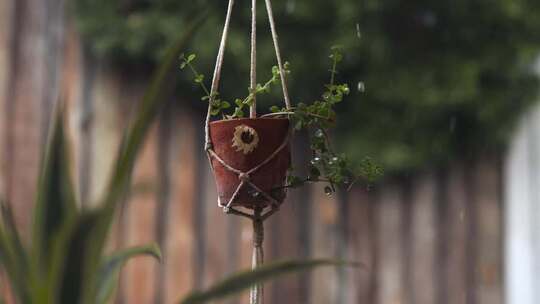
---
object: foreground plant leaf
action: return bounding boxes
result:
[179,259,361,304]
[32,107,77,268]
[0,201,30,303]
[96,244,162,304]
[79,13,207,304]
[48,211,102,304]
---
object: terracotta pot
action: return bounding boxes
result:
[209,118,291,209]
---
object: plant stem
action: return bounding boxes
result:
[186,63,212,98]
[329,55,338,87]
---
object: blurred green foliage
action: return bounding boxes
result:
[72,0,540,172]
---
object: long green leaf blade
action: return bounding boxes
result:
[80,13,207,304]
[179,259,361,304]
[0,201,30,303]
[96,244,162,304]
[47,211,101,304]
[32,107,77,268]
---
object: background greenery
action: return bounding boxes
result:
[72,0,540,172]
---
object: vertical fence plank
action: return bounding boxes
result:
[202,163,229,298]
[410,173,437,304]
[0,0,14,300]
[60,26,94,205]
[154,108,172,304]
[265,193,303,303]
[350,187,378,304]
[123,125,159,304]
[61,24,86,204]
[264,140,311,304]
[86,66,124,206]
[112,78,144,304]
[163,111,196,303]
[192,124,207,291]
[474,156,503,304]
[0,0,11,194]
[336,191,349,304]
[296,185,313,303]
[3,0,48,236]
[376,183,405,304]
[311,184,339,304]
[446,163,469,304]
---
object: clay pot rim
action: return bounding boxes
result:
[209,117,289,127]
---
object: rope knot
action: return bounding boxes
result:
[239,173,251,182]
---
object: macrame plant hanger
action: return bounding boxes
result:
[203,0,292,303]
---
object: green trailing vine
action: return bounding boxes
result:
[180,47,383,194]
[180,53,289,119]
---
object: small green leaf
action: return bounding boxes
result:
[211,108,221,116]
[179,259,360,304]
[187,54,196,63]
[234,108,245,118]
[194,74,204,83]
[220,101,231,109]
[270,106,280,113]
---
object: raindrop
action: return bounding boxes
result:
[356,23,362,40]
[311,157,321,165]
[358,82,366,93]
[315,129,325,138]
[252,191,261,198]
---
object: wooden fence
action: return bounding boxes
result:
[0,2,504,303]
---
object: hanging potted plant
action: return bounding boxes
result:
[180,47,381,215]
[179,10,384,216]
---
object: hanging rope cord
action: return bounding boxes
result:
[204,0,292,149]
[203,1,292,303]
